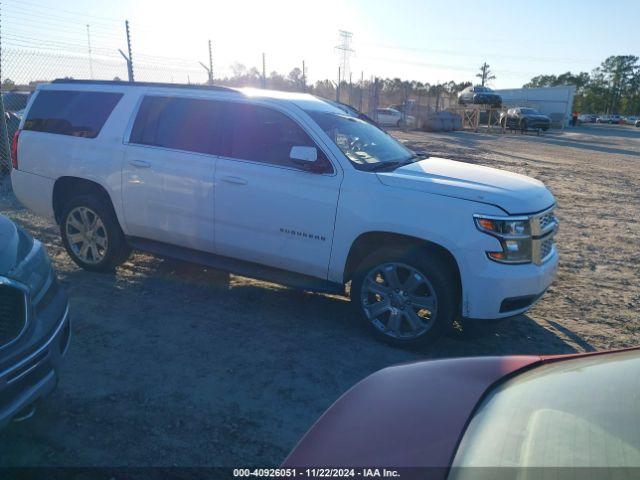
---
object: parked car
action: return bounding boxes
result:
[636,119,640,128]
[623,115,638,125]
[322,99,378,126]
[283,348,640,477]
[0,214,70,428]
[1,91,31,113]
[577,113,597,124]
[500,107,552,131]
[373,107,414,127]
[12,80,558,347]
[597,114,622,124]
[458,85,502,107]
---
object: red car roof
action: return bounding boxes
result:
[284,347,640,478]
[283,355,540,472]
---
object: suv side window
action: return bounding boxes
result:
[226,102,332,172]
[130,95,225,155]
[23,90,122,138]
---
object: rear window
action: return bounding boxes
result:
[24,90,122,138]
[129,96,225,155]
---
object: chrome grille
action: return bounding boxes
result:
[539,212,555,230]
[531,207,557,236]
[0,282,27,348]
[540,236,554,260]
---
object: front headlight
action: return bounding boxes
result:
[474,215,532,264]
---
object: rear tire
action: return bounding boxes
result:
[351,247,458,348]
[60,194,131,272]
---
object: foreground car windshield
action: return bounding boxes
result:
[307,111,415,169]
[449,349,640,476]
[520,108,540,114]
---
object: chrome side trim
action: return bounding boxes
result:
[0,305,69,380]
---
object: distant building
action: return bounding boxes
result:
[493,85,576,127]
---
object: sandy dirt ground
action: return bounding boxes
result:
[0,123,638,468]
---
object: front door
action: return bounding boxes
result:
[214,102,341,279]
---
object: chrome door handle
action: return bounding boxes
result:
[129,159,151,168]
[220,176,248,185]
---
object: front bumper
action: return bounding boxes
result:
[0,239,71,431]
[0,302,70,429]
[463,249,558,320]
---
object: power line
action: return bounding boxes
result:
[4,0,122,24]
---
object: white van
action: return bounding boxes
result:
[11,80,558,346]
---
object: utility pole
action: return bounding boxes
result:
[119,20,134,82]
[208,39,213,84]
[302,60,306,92]
[262,53,266,89]
[86,24,94,79]
[349,72,353,105]
[359,70,364,111]
[199,39,214,85]
[335,30,354,82]
[336,66,341,102]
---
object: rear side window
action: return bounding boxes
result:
[129,96,225,155]
[24,90,122,138]
[227,103,331,171]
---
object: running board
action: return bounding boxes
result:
[127,237,345,295]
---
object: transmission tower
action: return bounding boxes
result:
[335,30,354,83]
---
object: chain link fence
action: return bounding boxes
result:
[0,37,459,175]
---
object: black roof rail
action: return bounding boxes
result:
[50,79,240,93]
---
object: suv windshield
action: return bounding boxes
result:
[306,111,419,170]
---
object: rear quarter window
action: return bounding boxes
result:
[23,90,123,138]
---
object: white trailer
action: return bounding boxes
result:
[493,85,576,127]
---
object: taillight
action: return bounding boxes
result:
[11,130,20,169]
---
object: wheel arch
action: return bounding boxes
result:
[52,176,118,226]
[342,231,461,295]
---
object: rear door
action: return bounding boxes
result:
[213,102,342,279]
[122,94,223,253]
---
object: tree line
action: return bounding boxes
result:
[523,55,640,115]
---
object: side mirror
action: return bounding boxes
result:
[290,146,317,163]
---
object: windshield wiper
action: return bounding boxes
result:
[363,152,429,172]
[408,152,429,161]
[364,161,407,172]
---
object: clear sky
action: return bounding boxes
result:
[4,0,640,87]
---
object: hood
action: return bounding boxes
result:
[0,215,20,274]
[376,157,555,214]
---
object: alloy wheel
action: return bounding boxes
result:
[360,262,438,339]
[65,206,108,265]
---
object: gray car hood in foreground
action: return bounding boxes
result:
[0,215,19,275]
[376,157,555,214]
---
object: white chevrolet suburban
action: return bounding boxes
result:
[11,80,558,346]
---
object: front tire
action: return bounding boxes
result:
[60,194,131,272]
[351,248,458,348]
